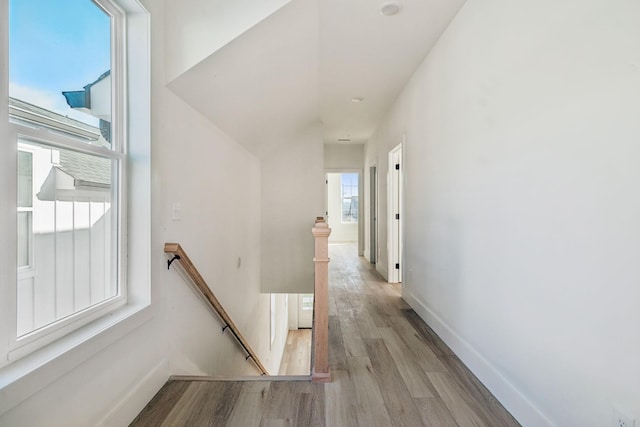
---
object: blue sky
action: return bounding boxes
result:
[9,0,111,123]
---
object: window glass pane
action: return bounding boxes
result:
[17,211,30,268]
[301,294,314,311]
[17,277,35,336]
[341,173,358,223]
[9,0,112,144]
[17,140,117,336]
[18,150,32,207]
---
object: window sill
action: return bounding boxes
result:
[0,301,152,416]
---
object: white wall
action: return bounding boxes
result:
[366,0,640,426]
[260,125,325,294]
[324,143,364,170]
[0,0,290,425]
[287,293,299,329]
[327,173,358,242]
[143,0,290,388]
[153,80,281,378]
[164,0,290,82]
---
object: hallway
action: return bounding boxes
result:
[131,243,520,426]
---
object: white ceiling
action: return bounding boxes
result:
[168,0,466,157]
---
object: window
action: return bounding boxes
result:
[341,173,359,223]
[16,141,118,336]
[1,0,148,362]
[300,294,314,311]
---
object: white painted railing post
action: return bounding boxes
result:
[312,217,331,383]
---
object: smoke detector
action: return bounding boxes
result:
[380,1,402,16]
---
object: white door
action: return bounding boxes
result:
[388,144,402,283]
[298,294,314,328]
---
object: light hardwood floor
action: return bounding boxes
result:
[279,329,312,376]
[131,243,520,426]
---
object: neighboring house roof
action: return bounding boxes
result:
[36,150,111,202]
[59,150,111,189]
[61,70,111,110]
[8,96,112,202]
[62,70,112,142]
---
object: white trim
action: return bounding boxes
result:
[0,304,152,416]
[387,143,402,283]
[9,296,127,362]
[13,126,125,160]
[403,290,556,427]
[96,359,169,426]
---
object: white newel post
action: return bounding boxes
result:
[312,217,331,383]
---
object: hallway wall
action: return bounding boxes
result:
[366,0,640,426]
[260,125,325,294]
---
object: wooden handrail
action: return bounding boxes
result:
[311,217,331,383]
[164,243,269,376]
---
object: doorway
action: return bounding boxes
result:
[326,172,359,243]
[369,165,377,264]
[297,294,314,329]
[388,144,402,283]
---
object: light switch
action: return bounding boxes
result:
[171,202,181,221]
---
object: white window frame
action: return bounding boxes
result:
[10,134,126,359]
[0,0,151,406]
[5,0,127,361]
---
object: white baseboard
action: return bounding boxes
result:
[403,290,555,427]
[97,359,169,427]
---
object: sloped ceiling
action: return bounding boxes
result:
[168,0,466,157]
[164,0,291,82]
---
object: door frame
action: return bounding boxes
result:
[325,168,364,254]
[388,144,403,283]
[369,165,377,263]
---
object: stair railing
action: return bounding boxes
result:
[164,243,269,376]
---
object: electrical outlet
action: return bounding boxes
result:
[614,407,636,427]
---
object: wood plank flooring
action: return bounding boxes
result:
[279,329,312,375]
[131,243,520,427]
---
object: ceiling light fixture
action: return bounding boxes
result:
[380,1,402,16]
[351,97,364,103]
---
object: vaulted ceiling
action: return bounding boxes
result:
[167,0,466,158]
